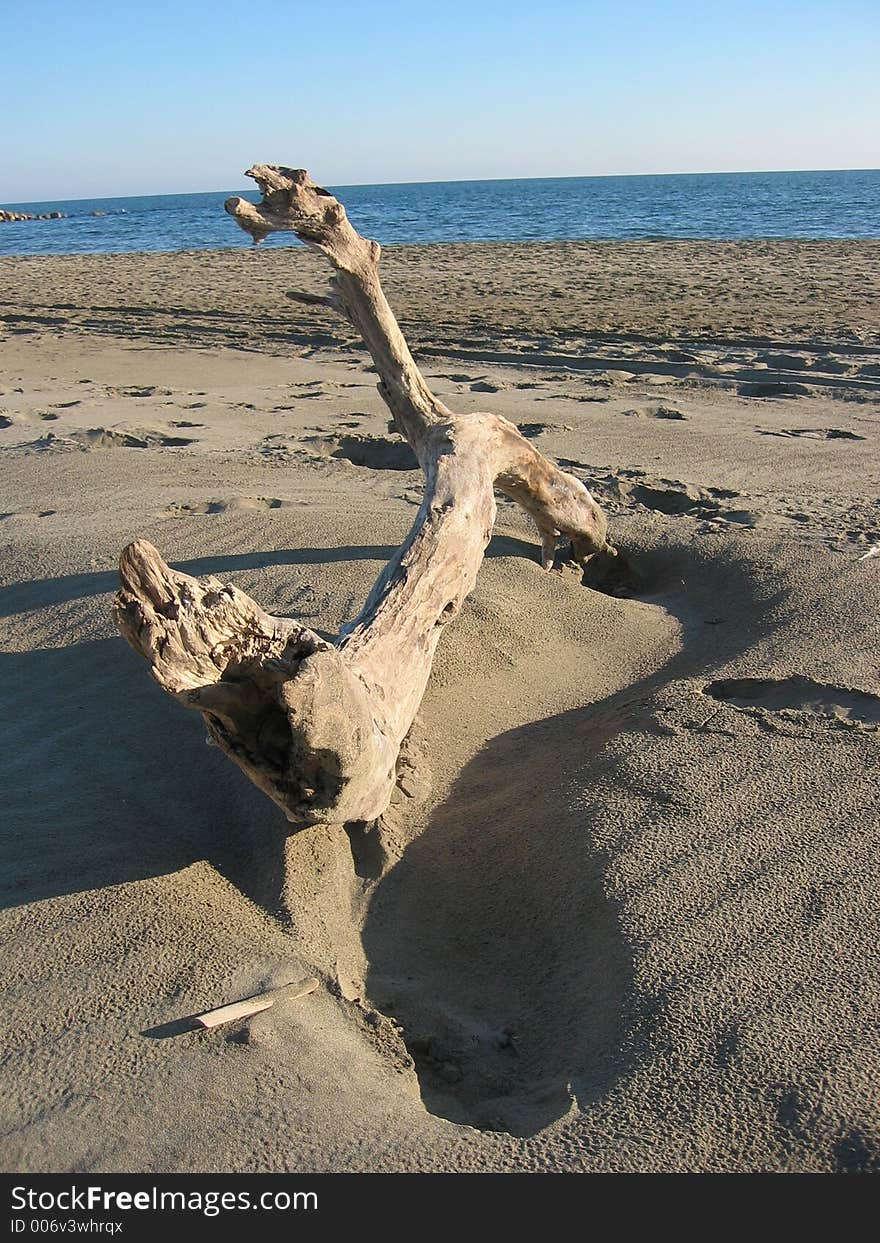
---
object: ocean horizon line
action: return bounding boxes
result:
[3,166,879,210]
[3,170,877,256]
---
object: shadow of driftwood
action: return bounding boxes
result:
[360,537,789,1136]
[0,532,541,621]
[0,535,550,918]
[2,532,791,1137]
[362,705,636,1136]
[140,1016,201,1040]
[0,632,298,915]
[0,546,398,620]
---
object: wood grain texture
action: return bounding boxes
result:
[116,166,614,825]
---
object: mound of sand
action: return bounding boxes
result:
[1,242,878,1172]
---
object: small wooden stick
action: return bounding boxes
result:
[192,977,319,1030]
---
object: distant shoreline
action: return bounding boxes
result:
[4,234,880,260]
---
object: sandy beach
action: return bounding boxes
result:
[1,240,878,1172]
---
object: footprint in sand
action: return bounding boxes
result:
[0,411,59,428]
[755,352,809,371]
[288,381,334,400]
[810,357,853,375]
[333,434,418,470]
[30,426,197,451]
[111,385,174,398]
[615,480,719,516]
[560,465,752,527]
[161,496,290,518]
[300,432,419,471]
[739,380,813,398]
[623,405,687,421]
[75,427,196,449]
[758,427,865,441]
[516,422,554,439]
[704,677,880,728]
[470,379,508,393]
[0,509,56,520]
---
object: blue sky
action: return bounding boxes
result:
[2,0,878,200]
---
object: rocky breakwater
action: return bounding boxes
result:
[0,209,66,222]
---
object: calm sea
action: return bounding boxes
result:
[1,169,877,257]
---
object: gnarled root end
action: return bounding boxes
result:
[115,540,395,825]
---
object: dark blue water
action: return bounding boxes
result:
[1,170,877,256]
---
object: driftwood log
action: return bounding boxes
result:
[115,166,616,827]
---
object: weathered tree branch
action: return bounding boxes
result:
[115,166,615,826]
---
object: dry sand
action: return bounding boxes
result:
[0,241,878,1172]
